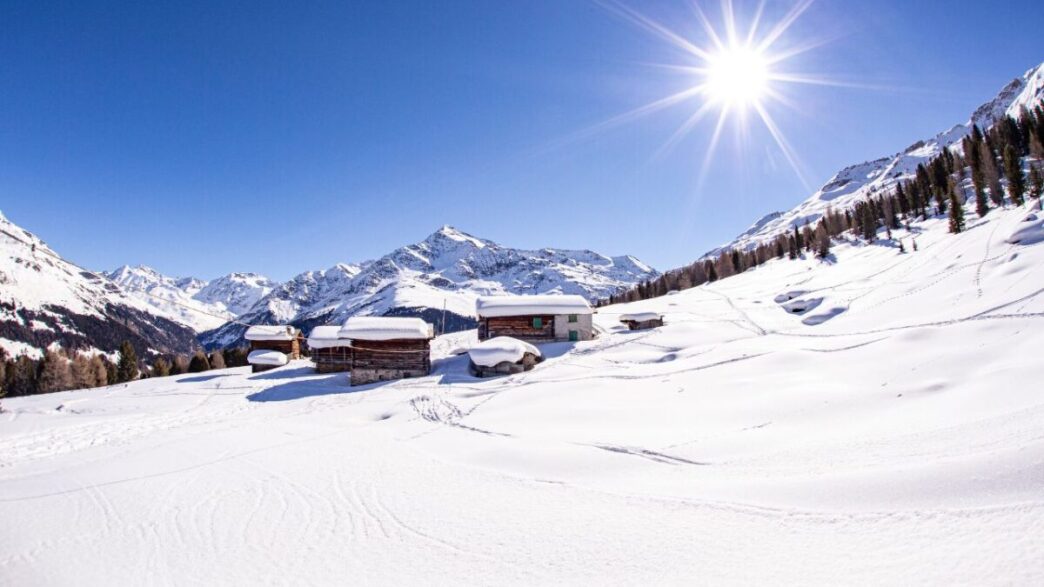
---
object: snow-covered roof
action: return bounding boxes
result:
[338,316,434,341]
[307,325,350,349]
[618,312,661,322]
[245,325,297,341]
[467,336,541,367]
[475,295,593,318]
[247,349,289,366]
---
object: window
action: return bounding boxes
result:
[569,330,579,342]
[567,314,578,323]
[532,317,543,329]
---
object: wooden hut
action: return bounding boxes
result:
[308,325,352,373]
[475,295,595,343]
[618,312,664,330]
[245,325,302,372]
[339,316,434,386]
[468,336,543,377]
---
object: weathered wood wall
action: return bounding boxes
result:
[349,339,431,385]
[478,315,555,342]
[313,346,352,373]
[249,337,301,359]
[622,318,664,331]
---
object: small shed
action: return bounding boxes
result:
[308,325,352,373]
[618,312,664,330]
[468,336,543,377]
[339,316,434,386]
[475,294,595,343]
[245,325,302,372]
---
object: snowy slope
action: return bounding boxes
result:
[200,226,657,348]
[2,201,1042,584]
[0,212,199,357]
[108,266,276,331]
[712,62,1044,256]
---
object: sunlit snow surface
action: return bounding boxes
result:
[3,204,1044,584]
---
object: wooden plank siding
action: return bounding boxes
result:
[349,338,432,385]
[479,315,556,342]
[313,346,353,373]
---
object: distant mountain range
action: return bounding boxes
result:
[1,216,657,357]
[709,62,1044,257]
[199,225,658,349]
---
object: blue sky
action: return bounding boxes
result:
[1,0,1041,281]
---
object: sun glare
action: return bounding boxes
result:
[586,0,839,189]
[704,45,769,107]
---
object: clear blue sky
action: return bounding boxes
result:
[1,0,1041,281]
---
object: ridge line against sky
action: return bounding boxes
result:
[1,0,1042,281]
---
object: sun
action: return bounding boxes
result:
[703,45,770,107]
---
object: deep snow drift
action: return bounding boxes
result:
[2,203,1043,584]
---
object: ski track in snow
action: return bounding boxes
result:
[2,204,1044,584]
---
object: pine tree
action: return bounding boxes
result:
[860,204,877,242]
[1029,164,1043,199]
[37,350,73,394]
[8,356,38,396]
[980,141,1004,206]
[116,341,139,383]
[152,357,171,377]
[1002,145,1025,206]
[948,185,965,234]
[815,224,831,259]
[793,226,803,251]
[188,351,211,373]
[899,240,906,253]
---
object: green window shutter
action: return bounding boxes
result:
[532,317,543,329]
[568,314,578,323]
[569,330,579,342]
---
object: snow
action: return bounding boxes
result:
[617,311,661,322]
[0,337,44,359]
[338,316,434,341]
[3,202,1042,584]
[306,325,348,349]
[467,336,541,367]
[247,349,289,366]
[1007,207,1044,245]
[244,325,296,341]
[475,294,593,317]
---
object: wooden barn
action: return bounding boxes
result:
[618,312,664,330]
[339,316,434,386]
[245,325,302,372]
[307,325,352,373]
[475,295,595,343]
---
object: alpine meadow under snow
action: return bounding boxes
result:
[2,199,1043,584]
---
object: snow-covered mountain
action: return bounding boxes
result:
[0,212,199,358]
[108,265,276,331]
[200,226,658,348]
[712,62,1044,255]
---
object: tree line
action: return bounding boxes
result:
[0,341,254,402]
[599,100,1044,306]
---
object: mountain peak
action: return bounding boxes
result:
[423,225,487,248]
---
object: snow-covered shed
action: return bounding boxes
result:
[308,325,352,373]
[245,325,302,372]
[338,317,434,386]
[618,311,664,331]
[475,295,595,343]
[468,336,543,377]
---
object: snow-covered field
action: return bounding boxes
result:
[3,203,1043,585]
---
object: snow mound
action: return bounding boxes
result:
[467,336,541,367]
[476,294,593,317]
[339,316,433,341]
[1007,210,1044,245]
[247,349,289,366]
[244,325,296,341]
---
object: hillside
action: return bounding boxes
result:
[2,200,1041,583]
[200,225,658,348]
[711,61,1044,256]
[0,212,199,359]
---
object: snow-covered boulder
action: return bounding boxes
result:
[1007,210,1044,245]
[247,350,289,367]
